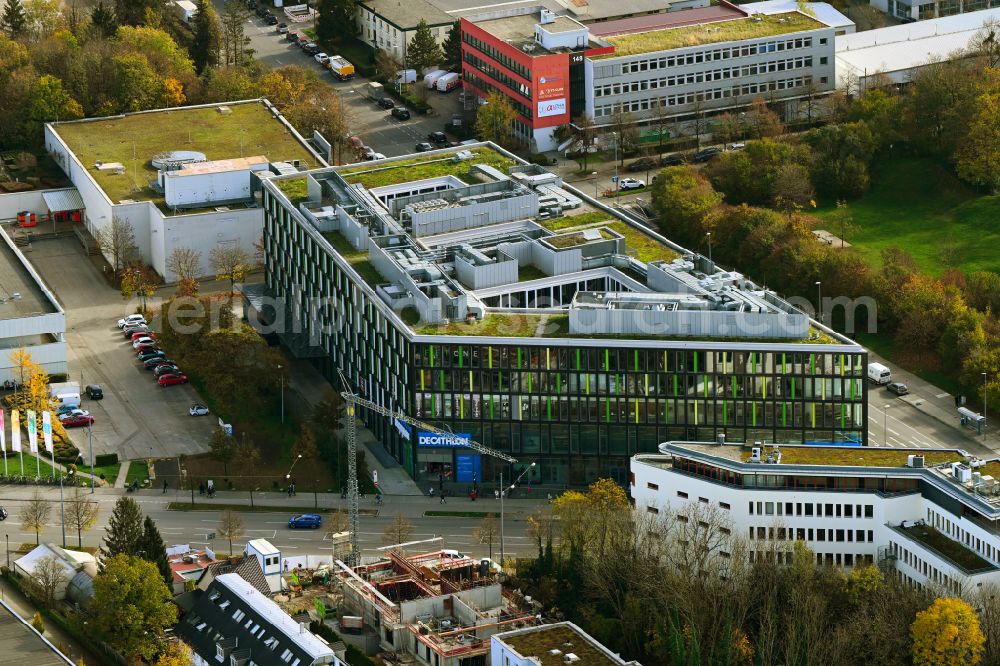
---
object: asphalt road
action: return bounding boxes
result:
[23,236,217,461]
[0,487,537,561]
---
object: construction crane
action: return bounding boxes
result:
[338,370,517,565]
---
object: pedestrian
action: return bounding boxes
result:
[429,487,434,497]
[494,489,499,500]
[440,491,446,504]
[199,482,205,495]
[547,493,552,504]
[287,485,293,498]
[162,479,168,493]
[291,483,297,496]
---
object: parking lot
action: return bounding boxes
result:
[23,236,216,462]
[233,7,467,158]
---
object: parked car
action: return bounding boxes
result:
[132,336,156,349]
[692,147,722,163]
[627,157,658,173]
[265,14,278,25]
[189,404,210,417]
[618,177,645,191]
[296,36,309,48]
[391,107,410,120]
[428,131,448,145]
[134,343,159,354]
[61,413,94,427]
[415,142,433,152]
[144,356,173,369]
[376,97,395,109]
[277,23,288,33]
[303,42,319,55]
[288,513,322,529]
[117,314,146,329]
[130,331,156,342]
[124,325,151,338]
[137,348,165,361]
[154,364,181,378]
[158,373,188,387]
[728,142,746,151]
[887,382,909,396]
[314,52,329,64]
[660,153,686,166]
[286,31,299,42]
[85,384,103,400]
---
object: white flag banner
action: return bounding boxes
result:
[42,411,53,454]
[27,409,37,454]
[10,409,20,452]
[0,407,5,452]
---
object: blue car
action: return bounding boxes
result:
[288,514,322,529]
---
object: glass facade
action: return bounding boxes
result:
[263,188,868,488]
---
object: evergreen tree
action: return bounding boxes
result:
[316,0,355,46]
[406,19,443,73]
[1,0,27,36]
[101,496,144,564]
[139,516,172,588]
[115,0,156,26]
[190,0,220,73]
[441,21,461,71]
[90,0,117,37]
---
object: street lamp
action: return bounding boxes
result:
[984,372,989,441]
[706,231,713,266]
[499,462,536,566]
[815,281,822,325]
[591,171,599,199]
[285,454,303,489]
[277,364,285,424]
[59,468,74,548]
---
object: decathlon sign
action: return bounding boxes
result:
[418,432,472,448]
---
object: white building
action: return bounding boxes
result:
[870,0,1000,22]
[491,622,642,666]
[836,7,1000,90]
[245,538,284,593]
[14,544,97,601]
[0,228,67,383]
[632,441,1000,594]
[44,99,326,282]
[356,0,454,64]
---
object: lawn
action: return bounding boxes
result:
[750,445,961,467]
[600,12,823,57]
[812,158,1000,275]
[127,460,150,486]
[0,453,61,478]
[539,215,679,264]
[415,314,570,338]
[339,149,515,189]
[52,102,317,207]
[276,176,310,204]
[322,230,383,287]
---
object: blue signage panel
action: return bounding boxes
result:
[455,454,481,483]
[417,431,472,448]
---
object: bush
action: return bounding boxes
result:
[95,453,119,466]
[47,373,68,383]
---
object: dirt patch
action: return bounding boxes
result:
[182,453,337,492]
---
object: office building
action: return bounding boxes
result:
[631,440,1000,592]
[356,0,454,63]
[462,2,850,151]
[492,622,642,666]
[254,144,866,486]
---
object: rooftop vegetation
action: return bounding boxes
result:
[501,626,622,666]
[600,12,824,57]
[742,446,961,467]
[322,231,383,288]
[896,522,995,572]
[53,103,315,207]
[339,149,516,189]
[415,314,570,337]
[275,176,309,204]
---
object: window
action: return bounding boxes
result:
[676,515,689,523]
[749,502,755,515]
[647,506,660,514]
[677,491,688,499]
[865,505,874,518]
[720,527,731,535]
[820,37,828,44]
[699,497,709,504]
[280,649,293,663]
[232,610,246,622]
[720,502,731,510]
[217,645,225,663]
[820,57,828,65]
[765,502,774,516]
[219,600,231,610]
[647,482,659,490]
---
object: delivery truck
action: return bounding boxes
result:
[328,55,355,80]
[364,81,384,100]
[50,381,82,408]
[867,362,891,385]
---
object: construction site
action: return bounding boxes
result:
[324,547,539,666]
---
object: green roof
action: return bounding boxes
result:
[893,523,995,572]
[338,149,515,189]
[740,446,960,468]
[53,102,316,211]
[599,12,824,58]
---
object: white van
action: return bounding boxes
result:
[867,362,891,385]
[424,70,446,89]
[436,72,461,92]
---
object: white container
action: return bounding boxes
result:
[423,70,446,89]
[435,72,461,92]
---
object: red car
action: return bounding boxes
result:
[130,331,156,342]
[134,343,159,354]
[61,413,95,427]
[158,373,188,387]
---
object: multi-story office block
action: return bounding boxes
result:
[632,441,1000,592]
[254,144,865,486]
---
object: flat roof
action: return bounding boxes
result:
[51,101,317,211]
[597,11,826,57]
[172,156,268,176]
[0,230,60,321]
[471,12,592,54]
[589,4,745,37]
[360,0,454,27]
[742,0,854,30]
[496,623,637,666]
[667,442,966,468]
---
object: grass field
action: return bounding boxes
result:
[813,158,1000,275]
[53,102,316,207]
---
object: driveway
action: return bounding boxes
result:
[22,236,215,461]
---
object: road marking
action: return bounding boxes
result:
[246,529,278,538]
[888,429,900,437]
[287,537,314,541]
[936,392,951,399]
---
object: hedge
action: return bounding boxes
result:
[95,453,119,467]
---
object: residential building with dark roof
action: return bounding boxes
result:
[177,574,340,666]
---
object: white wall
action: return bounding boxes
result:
[0,341,68,382]
[154,207,263,281]
[0,190,47,221]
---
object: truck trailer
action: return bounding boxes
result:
[328,55,355,80]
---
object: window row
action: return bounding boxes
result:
[462,33,531,80]
[595,57,813,96]
[750,500,874,518]
[594,76,812,116]
[890,540,963,594]
[927,507,998,567]
[749,525,875,543]
[615,37,816,74]
[464,51,531,99]
[751,551,874,567]
[463,71,533,119]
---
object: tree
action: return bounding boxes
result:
[90,1,116,37]
[292,424,320,461]
[649,166,722,238]
[154,642,193,666]
[217,509,245,556]
[114,0,156,26]
[283,86,351,162]
[8,346,40,394]
[96,216,138,272]
[120,262,160,312]
[475,92,516,147]
[316,0,355,46]
[29,555,67,605]
[140,516,172,587]
[970,17,1000,68]
[189,0,220,73]
[570,112,596,170]
[772,163,815,211]
[220,0,252,67]
[166,246,202,295]
[374,48,403,86]
[208,427,235,474]
[92,555,176,661]
[23,0,60,38]
[64,487,99,548]
[101,496,144,561]
[381,512,414,548]
[406,19,443,73]
[746,97,783,138]
[649,101,673,156]
[29,74,83,122]
[2,0,27,36]
[473,513,499,560]
[441,21,461,71]
[608,104,639,166]
[911,597,984,666]
[313,386,344,431]
[956,83,1000,193]
[209,243,252,298]
[30,612,45,634]
[20,490,51,545]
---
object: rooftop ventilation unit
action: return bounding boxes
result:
[522,42,537,51]
[564,655,580,664]
[907,455,924,468]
